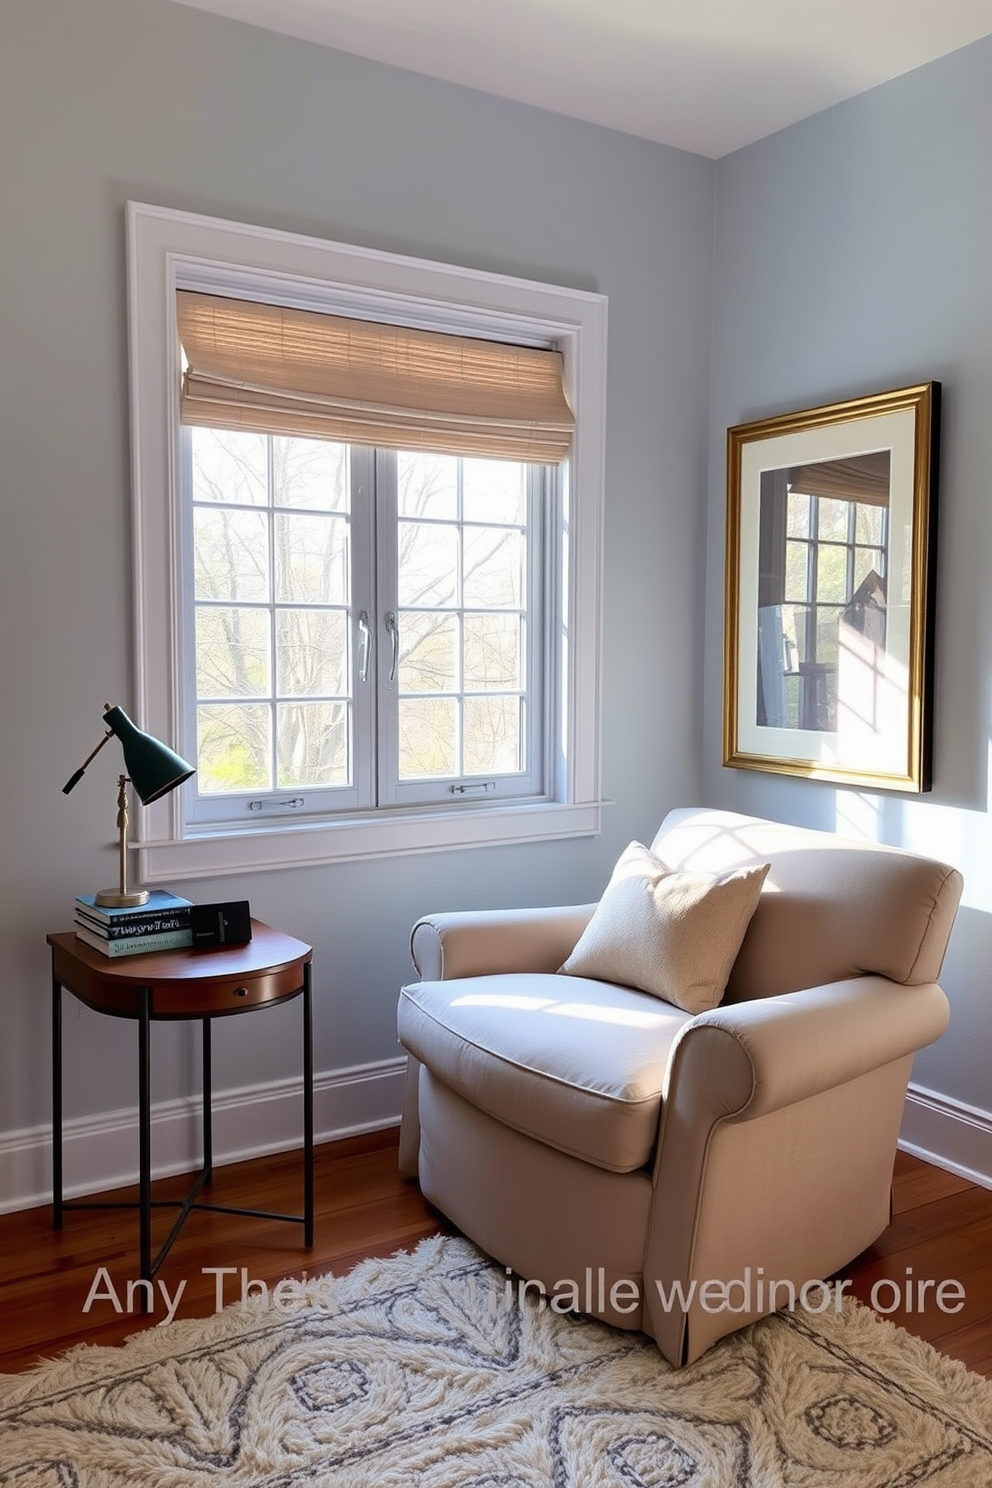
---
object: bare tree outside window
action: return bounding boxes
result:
[396,453,528,780]
[192,429,351,793]
[189,433,537,806]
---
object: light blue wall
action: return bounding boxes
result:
[0,0,713,1138]
[706,36,992,1112]
[5,0,987,1177]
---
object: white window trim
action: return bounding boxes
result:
[126,201,607,880]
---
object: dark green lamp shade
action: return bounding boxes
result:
[103,706,196,803]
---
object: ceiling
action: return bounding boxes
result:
[168,0,992,158]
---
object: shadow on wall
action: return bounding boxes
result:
[911,900,992,1109]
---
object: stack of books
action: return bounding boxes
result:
[74,890,194,957]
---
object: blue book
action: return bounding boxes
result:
[74,890,193,928]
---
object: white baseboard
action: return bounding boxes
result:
[0,1056,407,1216]
[5,1068,986,1218]
[900,1082,992,1191]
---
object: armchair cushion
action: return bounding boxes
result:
[558,841,769,1013]
[398,970,691,1172]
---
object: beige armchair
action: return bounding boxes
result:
[397,808,962,1365]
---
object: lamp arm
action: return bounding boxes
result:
[62,729,114,794]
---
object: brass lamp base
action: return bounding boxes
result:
[94,775,149,909]
[95,887,150,909]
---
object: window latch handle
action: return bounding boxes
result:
[357,609,373,683]
[384,610,399,683]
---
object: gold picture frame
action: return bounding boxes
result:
[724,383,940,792]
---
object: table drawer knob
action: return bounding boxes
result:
[233,986,249,998]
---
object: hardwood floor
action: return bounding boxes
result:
[0,1129,447,1374]
[836,1151,992,1376]
[0,1136,989,1377]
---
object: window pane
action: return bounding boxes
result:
[399,611,458,692]
[274,513,350,604]
[853,547,885,589]
[856,504,885,545]
[785,540,809,602]
[276,609,348,696]
[194,509,269,601]
[464,613,522,689]
[463,459,525,524]
[277,702,350,787]
[464,696,522,773]
[815,497,849,541]
[274,437,349,512]
[786,490,810,537]
[397,452,458,520]
[816,544,849,603]
[196,606,271,698]
[814,606,843,667]
[191,428,267,506]
[398,697,457,777]
[464,526,523,607]
[197,703,271,792]
[398,522,459,608]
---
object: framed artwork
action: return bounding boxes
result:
[723,382,940,792]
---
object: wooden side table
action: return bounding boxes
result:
[48,921,314,1293]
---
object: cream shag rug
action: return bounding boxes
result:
[2,1237,992,1486]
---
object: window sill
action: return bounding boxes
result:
[135,799,604,883]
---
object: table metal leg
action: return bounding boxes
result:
[303,962,314,1247]
[138,986,152,1306]
[52,975,63,1231]
[202,1017,213,1185]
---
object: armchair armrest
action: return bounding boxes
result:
[646,975,950,1363]
[674,974,949,1122]
[410,904,596,981]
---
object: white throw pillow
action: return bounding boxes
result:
[559,841,769,1014]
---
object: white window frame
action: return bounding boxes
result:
[126,201,607,880]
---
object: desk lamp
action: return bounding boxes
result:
[63,704,195,907]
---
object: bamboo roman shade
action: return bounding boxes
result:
[177,291,575,463]
[788,450,891,507]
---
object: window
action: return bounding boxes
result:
[127,203,607,879]
[184,432,548,823]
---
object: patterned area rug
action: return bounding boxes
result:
[2,1236,992,1486]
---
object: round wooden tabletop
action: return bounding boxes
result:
[48,921,313,1019]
